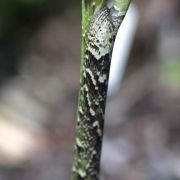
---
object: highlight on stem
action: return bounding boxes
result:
[72,0,131,179]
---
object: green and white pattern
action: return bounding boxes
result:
[72,1,131,179]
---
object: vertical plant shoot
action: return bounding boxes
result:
[72,0,131,179]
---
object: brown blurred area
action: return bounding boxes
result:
[0,0,180,180]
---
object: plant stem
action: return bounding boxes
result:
[72,0,131,179]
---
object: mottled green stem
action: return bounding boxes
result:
[72,0,131,179]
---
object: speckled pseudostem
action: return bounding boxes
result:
[72,4,126,180]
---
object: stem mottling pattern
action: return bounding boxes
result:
[72,1,131,179]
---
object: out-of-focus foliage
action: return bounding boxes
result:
[0,0,79,38]
[17,0,45,5]
[0,0,46,38]
[160,59,180,86]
